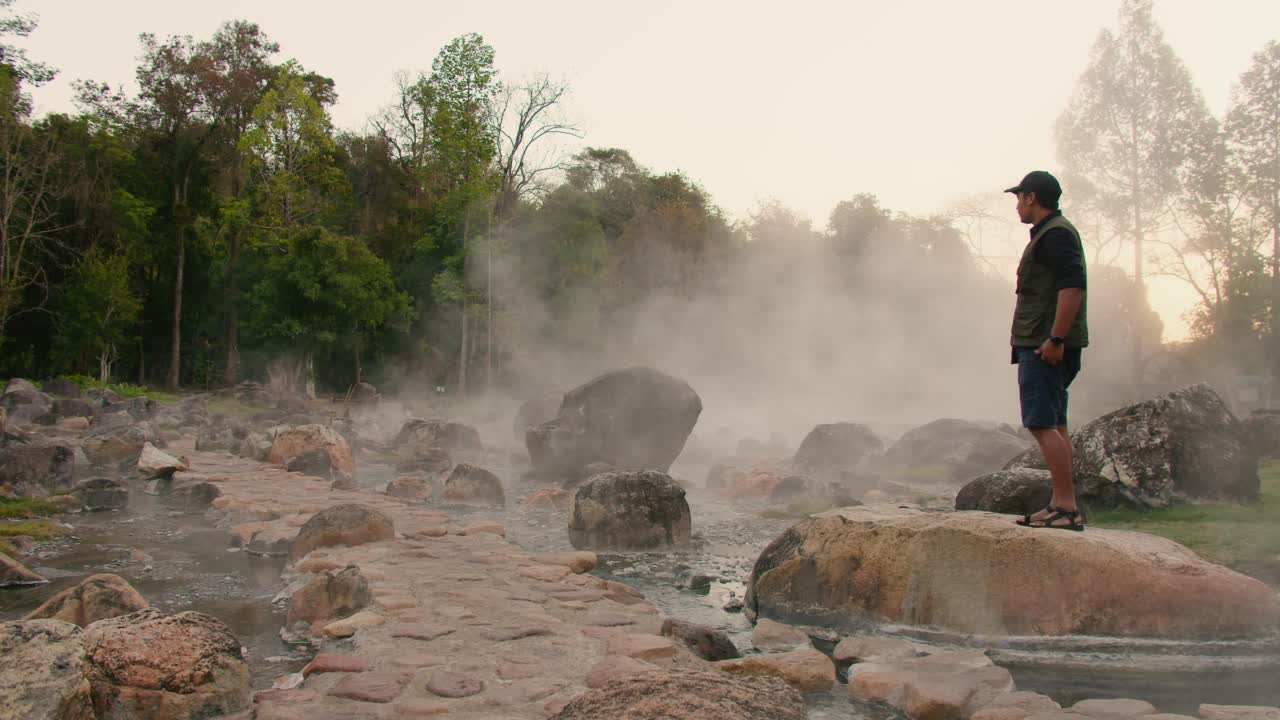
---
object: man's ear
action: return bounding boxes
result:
[1026,191,1038,208]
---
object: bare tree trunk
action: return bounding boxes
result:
[487,235,493,393]
[167,220,185,389]
[138,332,145,386]
[225,229,241,386]
[303,350,315,399]
[459,307,468,399]
[355,345,362,384]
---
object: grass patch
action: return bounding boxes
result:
[41,374,179,403]
[0,518,65,541]
[207,397,277,419]
[0,496,61,519]
[1091,462,1280,577]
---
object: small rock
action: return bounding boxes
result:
[71,477,128,512]
[128,549,153,563]
[971,691,1063,720]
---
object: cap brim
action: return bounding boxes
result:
[1003,185,1023,194]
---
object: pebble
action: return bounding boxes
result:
[425,669,485,698]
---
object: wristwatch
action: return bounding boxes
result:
[1049,335,1065,346]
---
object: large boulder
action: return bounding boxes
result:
[551,670,806,720]
[0,620,95,720]
[71,478,128,512]
[81,413,159,469]
[286,566,372,635]
[2,552,48,587]
[269,424,354,479]
[0,443,74,497]
[1005,384,1259,509]
[289,503,394,561]
[568,470,692,551]
[81,608,250,719]
[1,388,53,424]
[4,377,39,395]
[954,468,1054,516]
[42,379,84,398]
[52,398,96,420]
[23,574,149,627]
[286,446,349,484]
[880,419,1029,484]
[793,422,883,471]
[745,504,1280,639]
[527,367,702,481]
[195,425,245,453]
[512,388,563,442]
[440,463,505,506]
[394,418,482,458]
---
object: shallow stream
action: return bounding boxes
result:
[3,457,1278,717]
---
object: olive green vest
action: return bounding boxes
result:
[1011,214,1089,348]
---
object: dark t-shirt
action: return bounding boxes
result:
[1010,211,1087,362]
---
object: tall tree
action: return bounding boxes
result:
[1055,0,1213,367]
[0,69,66,343]
[205,20,277,384]
[132,32,218,388]
[241,60,341,230]
[1225,41,1280,348]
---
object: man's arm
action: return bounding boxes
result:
[1051,288,1084,338]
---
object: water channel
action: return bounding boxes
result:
[3,457,1278,718]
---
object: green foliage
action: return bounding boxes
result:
[248,225,412,354]
[53,249,142,380]
[46,374,178,401]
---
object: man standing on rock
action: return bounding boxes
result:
[1005,171,1088,531]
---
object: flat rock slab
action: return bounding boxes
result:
[714,646,836,693]
[328,671,411,703]
[1072,699,1159,717]
[1200,707,1280,720]
[389,623,456,642]
[484,625,554,642]
[606,633,677,661]
[425,669,485,698]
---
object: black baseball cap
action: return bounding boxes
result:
[1004,170,1062,206]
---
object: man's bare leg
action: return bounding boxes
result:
[1027,426,1078,523]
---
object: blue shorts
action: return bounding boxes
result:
[1016,347,1082,429]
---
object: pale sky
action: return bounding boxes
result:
[15,0,1280,340]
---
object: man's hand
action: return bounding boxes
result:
[1037,339,1064,366]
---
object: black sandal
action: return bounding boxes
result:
[1016,506,1049,527]
[1021,506,1085,532]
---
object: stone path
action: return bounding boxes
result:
[170,441,706,719]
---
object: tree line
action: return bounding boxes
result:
[0,0,1276,405]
